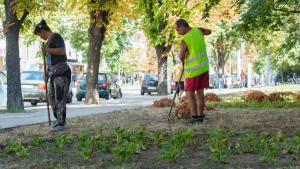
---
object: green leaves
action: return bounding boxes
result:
[206,128,238,163]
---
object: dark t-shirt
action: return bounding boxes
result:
[47,33,71,83]
[47,33,67,65]
[217,73,224,80]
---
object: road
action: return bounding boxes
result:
[0,85,256,129]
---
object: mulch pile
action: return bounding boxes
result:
[152,98,175,107]
[179,93,221,103]
[244,90,299,102]
[268,92,294,102]
[244,90,267,102]
[174,93,218,119]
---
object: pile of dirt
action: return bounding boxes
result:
[152,98,175,107]
[244,90,267,102]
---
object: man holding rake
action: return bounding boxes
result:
[174,19,211,124]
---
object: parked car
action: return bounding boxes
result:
[21,71,73,106]
[76,72,122,101]
[209,75,218,89]
[141,74,173,95]
[0,71,7,107]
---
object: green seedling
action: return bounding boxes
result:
[29,137,42,147]
[238,131,257,153]
[173,128,195,146]
[111,140,138,163]
[206,128,239,163]
[91,129,110,152]
[4,139,22,154]
[149,130,165,147]
[160,138,185,163]
[283,132,300,154]
[53,135,71,154]
[73,141,92,161]
[259,142,279,163]
[16,146,29,157]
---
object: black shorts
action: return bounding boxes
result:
[175,81,185,93]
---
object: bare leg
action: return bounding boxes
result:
[196,89,205,116]
[186,90,197,116]
[179,91,183,97]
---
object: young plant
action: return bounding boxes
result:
[149,130,165,147]
[238,131,257,153]
[90,129,110,152]
[206,128,239,163]
[283,131,300,154]
[29,137,42,147]
[16,146,29,157]
[259,142,279,163]
[73,141,92,161]
[4,139,23,154]
[174,128,195,146]
[111,140,138,163]
[52,135,71,154]
[160,138,185,163]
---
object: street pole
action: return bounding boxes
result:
[118,64,120,80]
[266,51,270,86]
[237,49,241,76]
[247,62,252,90]
[229,55,231,75]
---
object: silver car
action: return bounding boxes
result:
[209,75,218,89]
[21,71,73,106]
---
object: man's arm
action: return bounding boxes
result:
[42,46,66,55]
[179,40,188,67]
[198,28,212,35]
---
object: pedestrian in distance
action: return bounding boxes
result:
[171,60,185,99]
[34,19,71,132]
[241,70,246,87]
[217,69,224,91]
[226,75,232,90]
[174,19,211,124]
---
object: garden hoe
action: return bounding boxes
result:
[168,68,184,121]
[42,42,51,126]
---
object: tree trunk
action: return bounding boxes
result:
[84,8,108,105]
[171,50,177,65]
[280,70,284,83]
[4,0,28,109]
[155,43,172,95]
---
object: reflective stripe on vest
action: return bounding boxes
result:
[182,28,209,78]
[185,60,209,71]
[185,50,207,65]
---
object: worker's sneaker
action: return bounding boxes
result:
[51,121,67,128]
[49,125,65,132]
[182,116,204,124]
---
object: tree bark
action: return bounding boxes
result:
[171,50,177,65]
[280,70,284,83]
[155,43,172,95]
[4,0,28,109]
[84,5,108,105]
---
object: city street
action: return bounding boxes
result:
[0,85,260,129]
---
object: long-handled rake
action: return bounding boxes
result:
[168,68,184,117]
[42,42,51,126]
